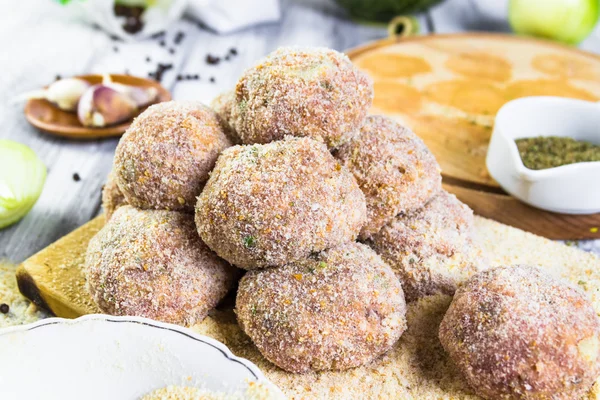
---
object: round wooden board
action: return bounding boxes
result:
[347,33,600,188]
[24,74,171,140]
[348,33,600,240]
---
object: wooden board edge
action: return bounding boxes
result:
[16,215,106,317]
[344,31,600,62]
[445,183,600,240]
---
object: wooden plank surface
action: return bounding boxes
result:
[0,0,599,263]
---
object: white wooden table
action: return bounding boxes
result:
[1,0,600,262]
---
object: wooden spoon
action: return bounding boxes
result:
[24,74,171,140]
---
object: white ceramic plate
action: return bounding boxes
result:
[0,314,284,400]
[487,96,600,214]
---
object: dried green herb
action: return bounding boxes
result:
[516,136,600,170]
[243,235,257,248]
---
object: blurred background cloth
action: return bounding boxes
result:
[187,0,281,33]
[77,0,281,38]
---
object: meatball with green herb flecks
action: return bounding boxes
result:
[236,242,407,373]
[114,101,231,212]
[195,137,366,269]
[210,90,240,145]
[101,170,127,221]
[368,190,482,302]
[231,47,373,148]
[335,115,441,239]
[439,265,600,400]
[85,206,240,326]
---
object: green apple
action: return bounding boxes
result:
[509,0,599,45]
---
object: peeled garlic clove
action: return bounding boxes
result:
[77,85,137,128]
[46,78,91,111]
[14,78,91,112]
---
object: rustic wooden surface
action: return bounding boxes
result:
[1,0,599,262]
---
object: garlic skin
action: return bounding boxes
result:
[77,85,138,128]
[101,74,158,108]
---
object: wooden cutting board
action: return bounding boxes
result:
[347,33,600,240]
[15,215,600,399]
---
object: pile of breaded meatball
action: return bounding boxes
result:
[86,47,600,399]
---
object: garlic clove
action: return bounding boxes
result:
[46,78,91,112]
[77,85,138,128]
[122,86,158,108]
[14,78,91,112]
[101,74,158,108]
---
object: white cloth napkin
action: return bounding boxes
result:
[187,0,281,34]
[76,0,281,40]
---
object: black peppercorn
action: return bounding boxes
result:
[73,173,81,182]
[206,54,220,65]
[0,304,9,314]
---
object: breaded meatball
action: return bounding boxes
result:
[85,206,239,326]
[368,190,481,302]
[236,242,407,373]
[101,170,127,221]
[335,115,441,238]
[114,101,231,212]
[231,47,373,148]
[439,265,600,400]
[195,137,366,269]
[210,90,240,144]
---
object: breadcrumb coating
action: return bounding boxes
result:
[236,242,407,373]
[335,115,441,239]
[368,190,483,302]
[439,265,600,400]
[141,381,283,400]
[114,101,231,212]
[85,206,240,326]
[210,90,241,144]
[195,137,366,269]
[231,47,373,148]
[101,170,127,221]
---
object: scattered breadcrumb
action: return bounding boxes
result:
[141,381,284,400]
[0,261,48,328]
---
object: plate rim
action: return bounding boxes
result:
[0,313,269,384]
